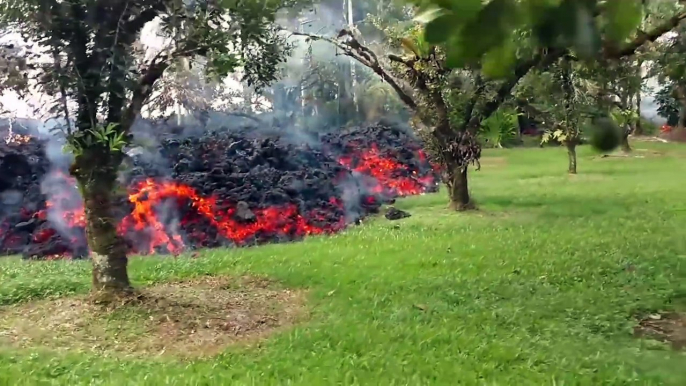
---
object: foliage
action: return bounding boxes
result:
[650,17,686,127]
[540,128,569,145]
[63,122,127,157]
[638,117,660,135]
[533,60,597,144]
[0,0,304,132]
[479,108,519,148]
[655,82,681,125]
[610,106,639,128]
[414,0,666,75]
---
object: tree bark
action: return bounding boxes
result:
[566,142,577,174]
[71,149,131,298]
[679,106,686,129]
[446,166,473,211]
[635,90,643,136]
[621,127,632,152]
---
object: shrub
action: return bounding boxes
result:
[479,108,519,148]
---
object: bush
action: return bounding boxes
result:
[479,108,519,148]
[638,118,659,136]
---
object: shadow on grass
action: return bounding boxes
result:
[480,194,651,218]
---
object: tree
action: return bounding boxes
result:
[652,25,686,128]
[532,57,599,174]
[0,0,302,297]
[0,35,31,117]
[655,83,681,125]
[297,1,686,209]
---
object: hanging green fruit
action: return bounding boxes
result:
[588,116,622,152]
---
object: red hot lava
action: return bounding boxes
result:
[118,178,345,254]
[7,144,435,258]
[338,144,436,196]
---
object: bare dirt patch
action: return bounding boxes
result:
[0,276,306,359]
[634,312,686,350]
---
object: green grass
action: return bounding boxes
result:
[2,143,686,385]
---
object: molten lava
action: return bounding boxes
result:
[1,131,438,259]
[338,144,435,196]
[118,179,345,255]
[4,133,32,145]
[36,171,86,229]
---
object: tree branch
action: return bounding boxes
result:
[464,8,686,132]
[610,10,686,58]
[123,3,166,36]
[464,47,567,131]
[121,55,170,132]
[120,41,210,131]
[291,30,418,110]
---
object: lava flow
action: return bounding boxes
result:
[0,120,440,259]
[118,178,345,255]
[5,133,32,145]
[338,143,436,196]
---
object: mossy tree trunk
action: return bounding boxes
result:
[679,106,686,129]
[561,57,578,175]
[71,146,131,296]
[566,141,577,174]
[446,165,472,211]
[634,89,643,136]
[620,128,632,152]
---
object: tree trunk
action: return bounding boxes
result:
[635,90,643,136]
[620,127,632,153]
[447,166,473,211]
[679,106,686,129]
[72,150,132,298]
[566,142,577,174]
[675,86,686,129]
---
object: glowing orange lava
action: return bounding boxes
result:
[117,178,345,254]
[338,144,435,196]
[8,143,436,257]
[35,172,86,229]
[4,133,32,145]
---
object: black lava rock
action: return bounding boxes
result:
[385,207,411,221]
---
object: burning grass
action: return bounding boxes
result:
[0,276,306,359]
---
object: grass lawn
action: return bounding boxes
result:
[1,142,686,385]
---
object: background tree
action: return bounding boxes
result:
[0,0,302,298]
[298,0,686,209]
[527,57,598,174]
[655,83,681,125]
[652,24,686,128]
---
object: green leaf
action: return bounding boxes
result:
[444,0,482,18]
[604,0,643,43]
[423,14,455,44]
[456,0,519,66]
[571,1,601,59]
[414,0,481,18]
[444,35,465,68]
[481,38,517,79]
[413,6,446,24]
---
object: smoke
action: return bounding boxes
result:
[640,76,667,125]
[0,3,421,252]
[39,170,87,252]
